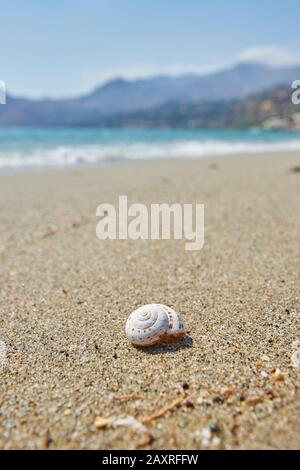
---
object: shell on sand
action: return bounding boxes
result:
[126,304,169,346]
[125,304,185,347]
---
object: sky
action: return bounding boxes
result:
[1,0,300,98]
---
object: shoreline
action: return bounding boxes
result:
[1,148,300,177]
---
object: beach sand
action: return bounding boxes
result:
[0,152,299,450]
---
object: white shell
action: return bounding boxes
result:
[125,304,185,347]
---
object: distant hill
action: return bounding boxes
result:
[0,62,299,126]
[99,87,299,129]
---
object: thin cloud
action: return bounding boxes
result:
[237,46,300,66]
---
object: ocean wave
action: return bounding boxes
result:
[1,139,300,170]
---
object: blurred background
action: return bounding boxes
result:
[1,0,300,170]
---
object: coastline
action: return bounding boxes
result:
[1,127,300,172]
[1,148,300,176]
[0,151,299,449]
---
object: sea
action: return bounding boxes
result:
[0,127,300,171]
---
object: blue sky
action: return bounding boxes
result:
[1,0,300,97]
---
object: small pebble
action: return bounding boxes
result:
[209,423,220,433]
[184,399,194,408]
[291,166,300,173]
[212,436,221,447]
[246,396,262,406]
[273,369,285,382]
[201,427,211,440]
[212,396,223,404]
[202,438,210,449]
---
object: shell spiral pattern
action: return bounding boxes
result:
[125,304,169,346]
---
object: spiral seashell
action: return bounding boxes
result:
[125,304,185,347]
[125,304,169,347]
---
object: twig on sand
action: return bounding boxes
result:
[94,415,154,449]
[94,416,113,429]
[140,396,185,424]
[94,389,187,449]
[42,227,57,238]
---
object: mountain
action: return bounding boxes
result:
[0,63,299,126]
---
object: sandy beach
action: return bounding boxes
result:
[0,152,299,450]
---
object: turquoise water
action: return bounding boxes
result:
[0,127,300,170]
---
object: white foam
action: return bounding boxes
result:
[1,139,300,170]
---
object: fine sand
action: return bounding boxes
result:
[0,152,299,450]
